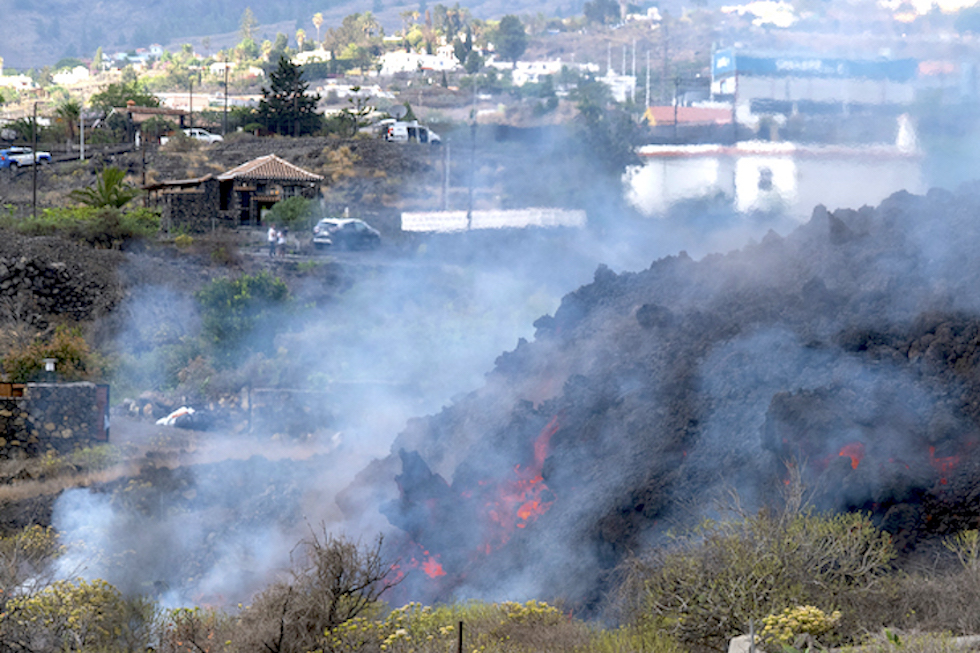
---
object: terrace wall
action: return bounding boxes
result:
[0,382,109,457]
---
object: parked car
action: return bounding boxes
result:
[312,218,381,251]
[160,128,224,145]
[0,146,52,171]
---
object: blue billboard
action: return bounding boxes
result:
[712,49,917,82]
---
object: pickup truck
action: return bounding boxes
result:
[0,147,52,171]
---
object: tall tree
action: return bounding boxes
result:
[313,12,324,42]
[495,15,527,66]
[240,7,259,41]
[55,99,81,146]
[88,80,159,116]
[257,56,322,136]
[296,28,307,49]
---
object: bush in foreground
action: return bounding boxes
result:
[620,509,896,651]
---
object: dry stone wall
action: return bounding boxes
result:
[0,383,109,457]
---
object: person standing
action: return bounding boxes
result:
[277,227,286,257]
[267,224,277,257]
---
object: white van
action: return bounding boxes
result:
[383,120,441,145]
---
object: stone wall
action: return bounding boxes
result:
[158,179,236,233]
[0,383,109,457]
[0,256,103,321]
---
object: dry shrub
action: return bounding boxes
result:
[839,631,965,653]
[161,131,203,152]
[233,531,400,653]
[330,600,594,653]
[619,509,896,651]
[159,606,236,653]
[0,289,43,356]
[885,531,980,635]
[189,228,243,267]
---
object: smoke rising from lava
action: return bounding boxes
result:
[47,132,980,612]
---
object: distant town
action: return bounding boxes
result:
[0,0,978,149]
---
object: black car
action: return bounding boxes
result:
[312,218,381,251]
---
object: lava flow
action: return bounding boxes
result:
[838,442,866,470]
[384,414,561,599]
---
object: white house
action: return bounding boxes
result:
[379,50,459,75]
[0,74,37,91]
[317,82,394,101]
[292,48,333,66]
[52,66,90,86]
[598,71,637,103]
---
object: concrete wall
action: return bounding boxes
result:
[0,383,109,457]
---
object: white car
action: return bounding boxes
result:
[160,128,223,145]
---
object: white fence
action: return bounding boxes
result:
[401,208,587,233]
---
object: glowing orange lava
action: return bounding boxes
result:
[838,442,866,469]
[929,446,960,486]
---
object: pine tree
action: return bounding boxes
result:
[257,56,322,136]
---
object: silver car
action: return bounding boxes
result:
[312,218,381,251]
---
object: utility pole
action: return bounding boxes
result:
[631,38,636,103]
[32,102,37,220]
[673,76,680,142]
[645,50,651,108]
[80,109,85,161]
[189,76,194,130]
[223,62,229,135]
[443,142,450,210]
[661,18,669,103]
[467,80,476,230]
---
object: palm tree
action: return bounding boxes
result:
[359,11,381,38]
[313,12,324,43]
[55,99,81,150]
[69,167,140,208]
[296,28,307,50]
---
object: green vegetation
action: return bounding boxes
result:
[621,509,895,651]
[88,80,160,117]
[0,204,160,247]
[69,166,141,209]
[264,195,315,230]
[2,325,108,383]
[2,578,157,651]
[760,605,842,648]
[196,270,291,364]
[494,15,529,66]
[257,56,322,136]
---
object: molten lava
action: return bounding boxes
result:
[928,446,960,486]
[838,442,866,469]
[385,414,561,597]
[481,416,560,548]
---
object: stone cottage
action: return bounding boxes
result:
[145,154,324,232]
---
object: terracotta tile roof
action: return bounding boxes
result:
[217,154,324,182]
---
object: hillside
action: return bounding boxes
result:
[0,0,570,68]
